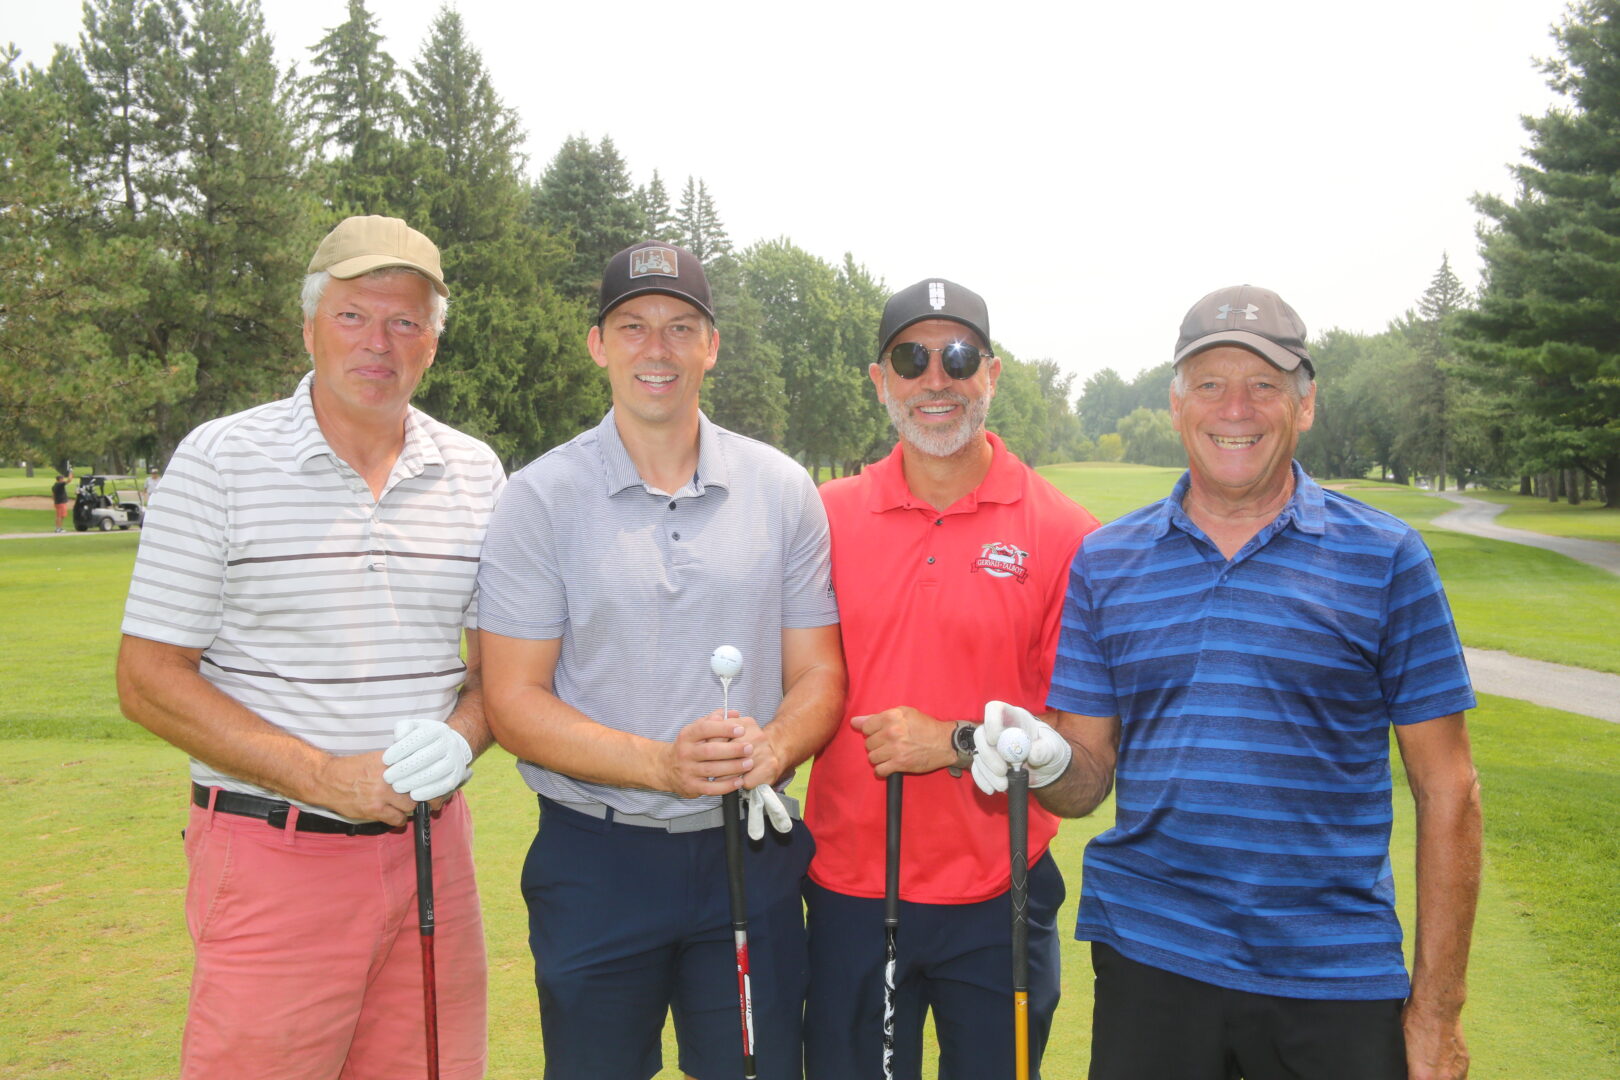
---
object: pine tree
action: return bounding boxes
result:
[403,8,602,464]
[677,177,733,263]
[531,134,647,300]
[1463,0,1620,505]
[638,170,679,244]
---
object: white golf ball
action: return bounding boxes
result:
[710,645,744,680]
[997,727,1031,765]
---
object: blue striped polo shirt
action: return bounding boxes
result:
[1049,463,1475,1000]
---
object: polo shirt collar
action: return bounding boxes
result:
[1159,460,1326,540]
[863,431,1027,514]
[289,372,442,477]
[597,408,730,497]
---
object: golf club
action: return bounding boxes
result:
[711,645,756,1080]
[413,801,440,1080]
[883,772,902,1080]
[998,726,1032,1080]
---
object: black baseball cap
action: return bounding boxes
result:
[1173,284,1314,375]
[878,278,991,357]
[597,241,714,323]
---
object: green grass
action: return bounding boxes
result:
[4,694,1616,1078]
[1346,488,1620,675]
[0,508,57,533]
[3,464,1617,1076]
[0,534,143,739]
[1037,461,1183,523]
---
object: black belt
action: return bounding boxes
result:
[192,783,396,836]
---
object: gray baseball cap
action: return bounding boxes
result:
[1173,284,1314,376]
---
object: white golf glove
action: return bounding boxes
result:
[744,784,792,840]
[382,719,473,802]
[971,701,1073,796]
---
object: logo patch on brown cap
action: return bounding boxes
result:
[629,247,679,279]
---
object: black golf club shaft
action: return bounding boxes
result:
[414,801,440,1080]
[722,790,757,1079]
[1008,765,1030,1080]
[883,773,902,1080]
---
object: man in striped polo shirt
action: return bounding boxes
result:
[477,241,845,1080]
[118,216,504,1079]
[1006,285,1481,1079]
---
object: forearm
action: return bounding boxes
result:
[443,634,494,759]
[1409,771,1483,1016]
[760,658,845,777]
[486,681,682,791]
[1034,710,1118,819]
[117,635,334,806]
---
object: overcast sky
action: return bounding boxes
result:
[8,0,1574,388]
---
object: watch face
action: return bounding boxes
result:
[954,724,977,753]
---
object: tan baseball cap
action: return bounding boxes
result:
[307,215,448,297]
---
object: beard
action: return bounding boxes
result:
[885,387,991,458]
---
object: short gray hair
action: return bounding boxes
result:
[1171,359,1313,399]
[300,268,448,333]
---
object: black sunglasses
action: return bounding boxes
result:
[886,340,989,380]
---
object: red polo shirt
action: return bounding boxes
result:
[806,433,1099,903]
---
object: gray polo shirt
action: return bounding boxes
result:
[477,409,838,819]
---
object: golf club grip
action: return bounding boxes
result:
[414,803,435,934]
[721,791,756,1077]
[1008,767,1030,1080]
[884,774,902,925]
[414,802,440,1080]
[883,774,902,1079]
[1008,768,1028,990]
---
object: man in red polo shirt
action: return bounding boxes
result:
[803,279,1100,1078]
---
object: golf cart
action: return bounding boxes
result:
[72,475,145,532]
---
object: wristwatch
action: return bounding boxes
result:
[948,720,977,778]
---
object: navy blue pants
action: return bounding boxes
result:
[524,797,814,1080]
[1088,943,1408,1079]
[803,853,1065,1080]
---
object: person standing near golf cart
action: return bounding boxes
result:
[477,240,845,1080]
[52,469,72,532]
[1014,285,1482,1079]
[117,215,503,1080]
[802,279,1099,1079]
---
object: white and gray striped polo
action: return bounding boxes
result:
[122,372,505,819]
[477,409,839,821]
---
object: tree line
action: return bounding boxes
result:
[1055,1,1620,508]
[5,1,1616,505]
[0,0,1085,477]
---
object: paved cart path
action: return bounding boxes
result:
[1431,493,1620,576]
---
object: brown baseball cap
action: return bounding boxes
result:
[307,215,448,297]
[1173,284,1313,375]
[598,240,714,322]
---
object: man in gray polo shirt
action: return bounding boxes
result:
[479,240,845,1080]
[118,216,504,1078]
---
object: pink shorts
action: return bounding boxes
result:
[181,791,487,1080]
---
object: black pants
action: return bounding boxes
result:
[1088,943,1407,1080]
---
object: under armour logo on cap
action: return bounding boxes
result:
[929,282,946,310]
[1173,285,1314,375]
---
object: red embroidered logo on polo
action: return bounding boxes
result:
[971,541,1030,583]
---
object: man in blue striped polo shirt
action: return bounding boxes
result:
[982,285,1482,1079]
